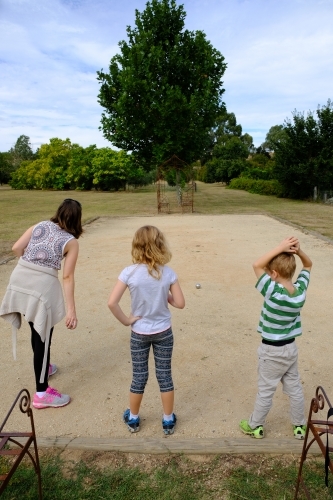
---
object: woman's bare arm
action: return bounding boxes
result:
[12,226,35,257]
[62,238,79,330]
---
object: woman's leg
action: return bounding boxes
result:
[29,322,53,392]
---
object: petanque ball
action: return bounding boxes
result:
[195,283,201,289]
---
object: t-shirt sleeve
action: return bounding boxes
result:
[255,273,275,299]
[170,268,178,285]
[118,267,129,285]
[295,269,310,292]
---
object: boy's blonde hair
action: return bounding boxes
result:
[131,225,171,279]
[267,252,296,279]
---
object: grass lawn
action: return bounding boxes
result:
[1,182,333,260]
[1,452,332,499]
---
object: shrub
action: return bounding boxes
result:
[227,178,284,196]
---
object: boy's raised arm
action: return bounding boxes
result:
[295,245,312,271]
[252,237,299,279]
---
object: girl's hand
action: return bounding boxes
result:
[128,313,141,325]
[65,310,78,330]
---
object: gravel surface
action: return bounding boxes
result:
[1,214,332,441]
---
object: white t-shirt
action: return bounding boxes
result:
[118,264,177,334]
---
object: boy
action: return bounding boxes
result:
[239,236,312,439]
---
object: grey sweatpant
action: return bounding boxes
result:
[248,341,305,428]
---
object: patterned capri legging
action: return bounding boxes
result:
[130,327,174,394]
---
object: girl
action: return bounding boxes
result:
[0,199,83,409]
[108,225,185,435]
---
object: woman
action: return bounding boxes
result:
[0,199,82,409]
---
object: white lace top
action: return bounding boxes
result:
[22,220,74,270]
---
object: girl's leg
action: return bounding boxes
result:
[29,322,53,392]
[129,332,151,414]
[160,390,174,415]
[152,328,174,414]
[129,393,144,415]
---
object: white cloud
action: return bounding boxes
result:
[0,0,332,150]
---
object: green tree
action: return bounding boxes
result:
[205,111,253,183]
[67,145,97,190]
[261,125,287,152]
[273,100,333,199]
[97,0,226,169]
[0,152,12,184]
[9,134,35,168]
[10,138,73,190]
[91,148,132,191]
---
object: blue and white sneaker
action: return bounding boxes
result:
[123,409,140,433]
[162,413,177,435]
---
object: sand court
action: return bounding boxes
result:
[1,214,333,442]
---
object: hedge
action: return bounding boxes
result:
[227,178,284,196]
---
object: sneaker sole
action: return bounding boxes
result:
[240,428,264,439]
[33,399,71,409]
[294,434,305,440]
[123,414,140,433]
[163,428,175,435]
[125,424,140,433]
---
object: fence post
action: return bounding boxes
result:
[313,186,318,201]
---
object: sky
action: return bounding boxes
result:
[0,0,332,151]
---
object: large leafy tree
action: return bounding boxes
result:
[97,0,226,169]
[273,100,333,199]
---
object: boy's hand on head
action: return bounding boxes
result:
[279,237,299,253]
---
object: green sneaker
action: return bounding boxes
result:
[293,425,306,440]
[239,419,264,439]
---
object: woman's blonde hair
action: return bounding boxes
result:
[131,226,172,279]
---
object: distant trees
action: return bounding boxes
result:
[9,138,153,191]
[204,111,254,183]
[0,152,12,185]
[261,125,287,152]
[97,0,226,169]
[273,100,333,199]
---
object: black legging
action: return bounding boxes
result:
[29,322,53,392]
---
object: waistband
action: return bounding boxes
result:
[18,257,58,277]
[262,338,295,347]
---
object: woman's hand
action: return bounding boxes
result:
[65,309,78,330]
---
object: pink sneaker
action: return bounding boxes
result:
[33,387,70,409]
[48,363,57,376]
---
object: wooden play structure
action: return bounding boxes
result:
[156,155,195,214]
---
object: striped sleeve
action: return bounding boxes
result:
[255,273,275,299]
[295,269,310,292]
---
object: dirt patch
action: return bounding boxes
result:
[1,214,333,442]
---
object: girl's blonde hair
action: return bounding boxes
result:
[131,225,172,279]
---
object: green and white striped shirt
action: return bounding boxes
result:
[256,270,310,341]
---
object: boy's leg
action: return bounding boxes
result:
[248,343,289,429]
[281,342,306,426]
